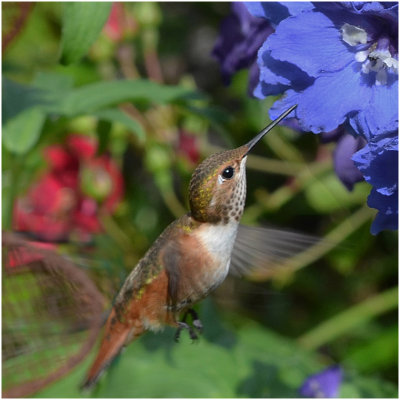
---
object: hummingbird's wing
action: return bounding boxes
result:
[229,224,319,278]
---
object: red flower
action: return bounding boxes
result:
[103,3,138,42]
[178,130,200,165]
[14,134,124,242]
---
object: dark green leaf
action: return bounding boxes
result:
[60,3,112,65]
[3,107,46,154]
[2,78,45,123]
[4,77,201,120]
[33,71,75,92]
[305,172,370,213]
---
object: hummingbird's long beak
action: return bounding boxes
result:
[243,104,297,157]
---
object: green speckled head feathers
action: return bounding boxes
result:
[189,145,248,223]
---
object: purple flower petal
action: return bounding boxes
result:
[256,54,312,99]
[352,134,398,234]
[300,366,343,398]
[281,2,315,16]
[350,80,399,140]
[369,188,398,234]
[334,133,366,190]
[353,135,398,194]
[267,11,354,77]
[340,1,399,21]
[255,42,314,97]
[212,2,272,91]
[269,64,372,133]
[245,2,314,25]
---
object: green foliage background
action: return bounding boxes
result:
[2,2,397,398]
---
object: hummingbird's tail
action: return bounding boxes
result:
[81,309,139,390]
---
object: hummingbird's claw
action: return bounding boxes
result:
[187,309,203,332]
[175,321,198,342]
[192,318,203,332]
[174,308,203,342]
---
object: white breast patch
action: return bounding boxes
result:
[196,221,239,287]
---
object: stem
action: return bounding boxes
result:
[144,48,163,83]
[161,189,187,219]
[99,213,133,253]
[264,161,331,210]
[116,44,140,79]
[298,286,398,350]
[246,153,304,176]
[120,103,153,134]
[265,131,304,163]
[242,160,332,224]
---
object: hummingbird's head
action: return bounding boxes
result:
[188,105,297,224]
[189,145,249,224]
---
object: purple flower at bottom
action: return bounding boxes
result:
[300,366,343,398]
[212,2,273,95]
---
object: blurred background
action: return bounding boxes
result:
[2,2,397,398]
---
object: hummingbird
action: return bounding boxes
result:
[82,105,314,388]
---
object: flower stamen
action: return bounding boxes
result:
[341,23,398,86]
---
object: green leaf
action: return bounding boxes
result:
[4,76,201,121]
[305,172,370,213]
[58,80,201,115]
[3,107,46,154]
[60,2,112,65]
[2,78,45,123]
[92,108,146,143]
[33,71,75,93]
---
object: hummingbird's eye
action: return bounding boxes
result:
[221,166,234,180]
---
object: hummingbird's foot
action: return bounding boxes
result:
[187,309,203,333]
[174,308,203,342]
[174,321,198,342]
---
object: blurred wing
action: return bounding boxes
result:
[230,225,319,278]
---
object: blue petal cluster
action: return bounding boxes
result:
[300,365,343,398]
[353,133,398,234]
[243,2,398,234]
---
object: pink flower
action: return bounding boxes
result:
[178,130,200,165]
[103,3,137,42]
[14,134,124,242]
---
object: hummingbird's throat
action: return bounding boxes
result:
[214,156,247,224]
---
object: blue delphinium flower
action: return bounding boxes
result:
[300,366,343,398]
[212,2,273,95]
[244,2,398,234]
